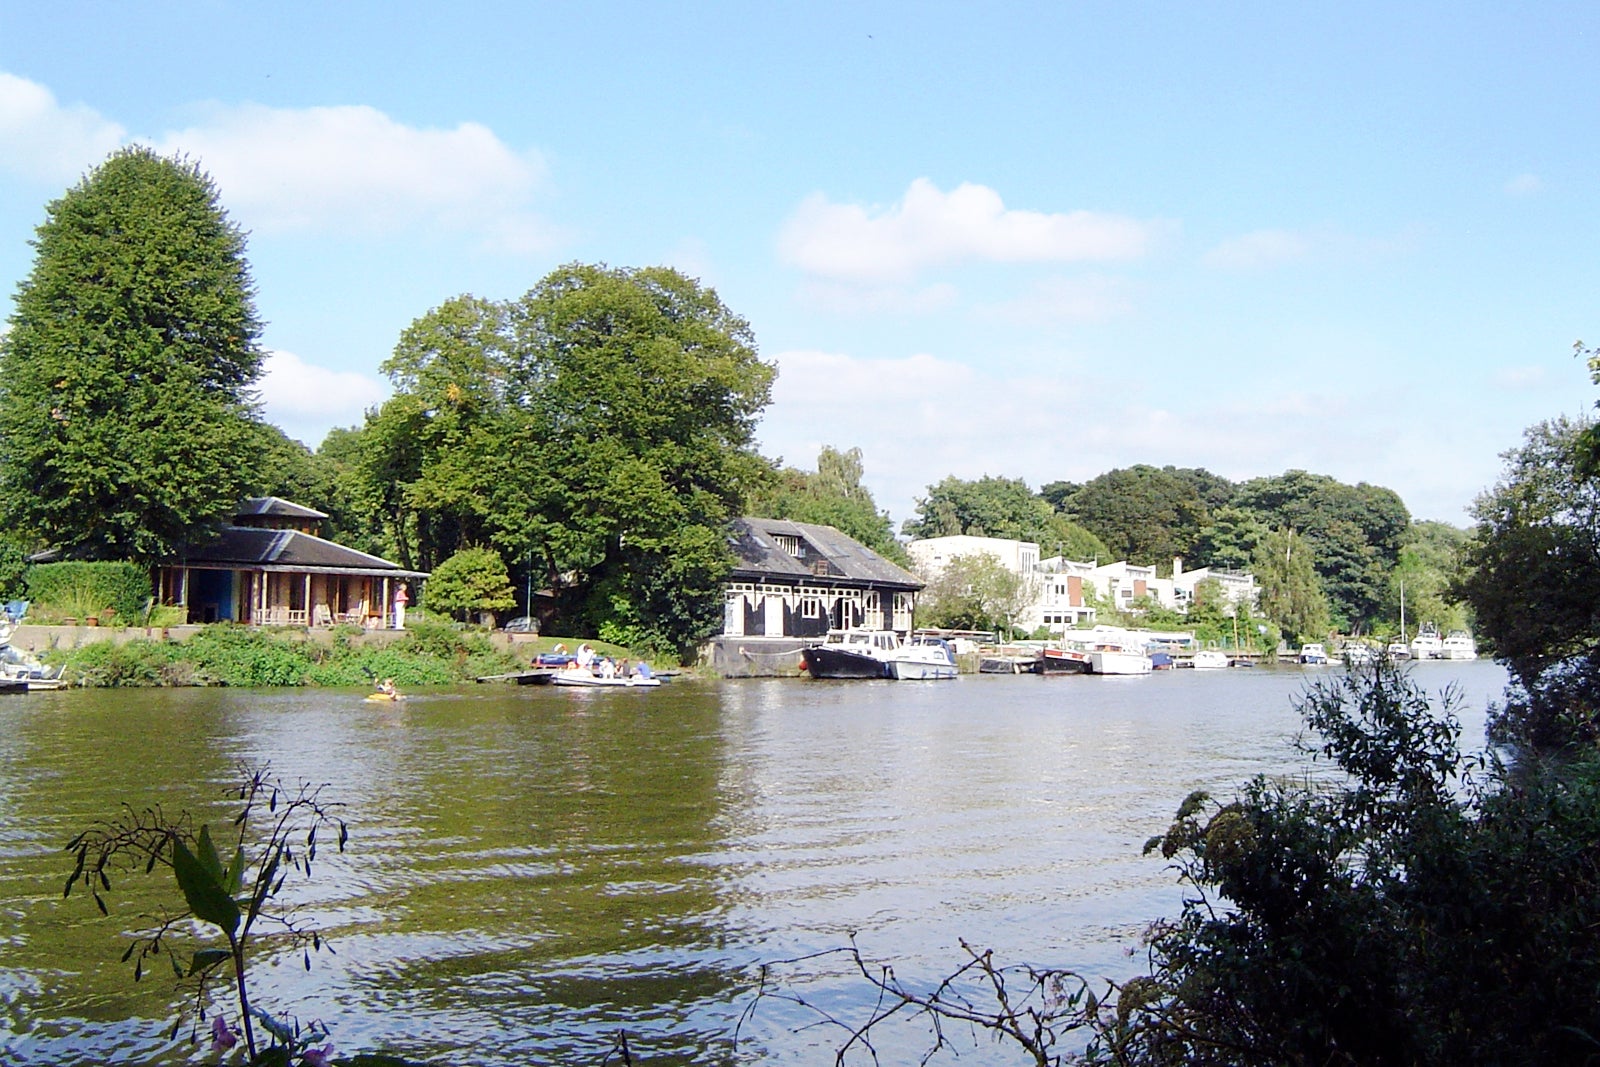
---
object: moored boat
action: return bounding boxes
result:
[551,671,661,688]
[1439,630,1478,660]
[1040,646,1092,674]
[884,637,958,680]
[1410,623,1443,660]
[1298,643,1329,665]
[1191,649,1230,670]
[1342,641,1376,667]
[801,629,901,679]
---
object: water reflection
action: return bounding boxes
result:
[0,662,1507,1064]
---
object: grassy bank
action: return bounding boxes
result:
[47,623,664,689]
[49,620,519,688]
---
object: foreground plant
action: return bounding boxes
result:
[65,764,348,1063]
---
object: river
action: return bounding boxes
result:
[0,660,1509,1065]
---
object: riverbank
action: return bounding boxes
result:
[20,622,650,689]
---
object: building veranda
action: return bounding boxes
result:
[156,497,427,628]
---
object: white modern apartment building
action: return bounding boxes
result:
[907,535,1258,635]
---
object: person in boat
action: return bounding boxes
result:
[576,643,596,668]
[375,677,400,699]
[633,661,655,681]
[598,657,618,679]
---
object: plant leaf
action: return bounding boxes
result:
[171,836,240,935]
[188,948,231,976]
[195,825,226,884]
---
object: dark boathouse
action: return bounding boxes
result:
[723,517,922,639]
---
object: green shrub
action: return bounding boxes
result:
[27,561,151,621]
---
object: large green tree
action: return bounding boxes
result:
[0,147,266,561]
[902,474,1057,543]
[357,264,774,658]
[747,445,906,564]
[1235,470,1409,629]
[1253,526,1332,643]
[1058,465,1217,571]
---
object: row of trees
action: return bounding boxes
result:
[0,149,776,658]
[901,466,1463,641]
[0,145,1465,655]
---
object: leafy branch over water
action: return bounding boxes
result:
[64,764,348,1064]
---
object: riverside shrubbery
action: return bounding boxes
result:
[58,623,520,688]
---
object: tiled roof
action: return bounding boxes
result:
[235,496,329,521]
[179,526,427,578]
[729,517,922,590]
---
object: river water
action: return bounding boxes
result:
[0,661,1509,1065]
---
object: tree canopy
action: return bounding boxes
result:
[0,147,266,561]
[1057,465,1215,570]
[747,446,905,564]
[353,264,774,658]
[902,474,1057,543]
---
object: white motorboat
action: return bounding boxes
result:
[1386,641,1411,661]
[1298,643,1329,665]
[1190,649,1230,670]
[1342,642,1376,666]
[885,637,958,680]
[1089,643,1153,675]
[551,669,661,688]
[1439,631,1478,660]
[1410,623,1443,660]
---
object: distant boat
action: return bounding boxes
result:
[1039,646,1092,674]
[1088,637,1153,675]
[801,629,901,679]
[1410,623,1443,661]
[550,670,661,688]
[1298,643,1329,665]
[1191,649,1230,670]
[1439,631,1478,660]
[1342,642,1376,667]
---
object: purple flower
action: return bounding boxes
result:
[210,1014,238,1052]
[300,1043,335,1067]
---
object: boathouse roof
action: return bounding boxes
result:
[729,518,922,590]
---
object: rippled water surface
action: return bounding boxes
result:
[0,662,1507,1064]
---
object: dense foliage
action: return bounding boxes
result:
[25,561,152,623]
[916,552,1029,633]
[748,446,906,564]
[351,265,774,659]
[0,147,266,561]
[1110,666,1600,1066]
[422,546,517,622]
[57,622,518,688]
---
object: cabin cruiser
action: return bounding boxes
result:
[801,629,902,679]
[1410,623,1443,660]
[884,636,959,680]
[1439,631,1478,660]
[1190,649,1230,670]
[1298,643,1330,665]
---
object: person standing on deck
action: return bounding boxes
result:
[393,583,409,629]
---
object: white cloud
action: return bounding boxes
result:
[1203,225,1420,271]
[256,350,388,447]
[1505,173,1543,197]
[757,349,1485,530]
[976,274,1136,324]
[1203,228,1314,270]
[0,72,125,182]
[154,103,553,251]
[778,178,1164,283]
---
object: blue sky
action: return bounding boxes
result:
[1,2,1596,529]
